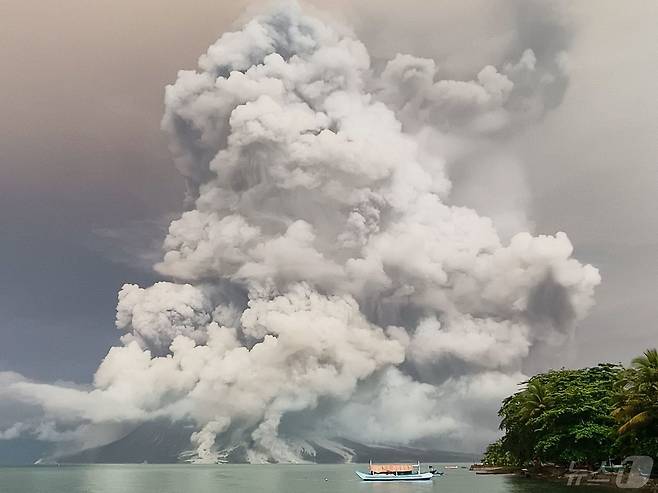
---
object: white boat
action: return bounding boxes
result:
[355,461,434,481]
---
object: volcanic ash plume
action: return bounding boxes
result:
[1,3,600,462]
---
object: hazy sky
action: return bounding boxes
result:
[1,0,656,387]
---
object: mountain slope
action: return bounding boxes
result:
[57,421,479,464]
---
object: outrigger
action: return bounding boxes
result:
[355,461,434,481]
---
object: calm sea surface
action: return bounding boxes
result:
[0,463,599,493]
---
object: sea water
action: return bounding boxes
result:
[0,463,597,493]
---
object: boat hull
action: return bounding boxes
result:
[355,471,434,481]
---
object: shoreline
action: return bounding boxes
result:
[471,464,657,490]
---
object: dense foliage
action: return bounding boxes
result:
[481,440,516,467]
[483,349,658,467]
[612,349,658,459]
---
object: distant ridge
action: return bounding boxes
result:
[57,420,479,464]
[58,421,194,464]
[330,438,479,463]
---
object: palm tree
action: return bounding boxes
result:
[519,380,552,468]
[631,348,658,383]
[613,348,658,435]
[497,380,551,467]
[521,381,550,421]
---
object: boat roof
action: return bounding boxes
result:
[370,463,414,473]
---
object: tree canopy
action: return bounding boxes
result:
[484,348,658,467]
[612,349,658,459]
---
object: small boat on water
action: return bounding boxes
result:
[355,461,434,481]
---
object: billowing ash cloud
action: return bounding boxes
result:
[0,2,600,462]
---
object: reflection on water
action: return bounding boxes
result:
[504,476,589,493]
[0,463,600,493]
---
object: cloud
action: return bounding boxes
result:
[2,1,600,462]
[116,282,215,353]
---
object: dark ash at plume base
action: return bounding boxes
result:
[0,1,599,463]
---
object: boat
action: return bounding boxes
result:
[601,460,625,473]
[475,467,517,475]
[355,461,434,481]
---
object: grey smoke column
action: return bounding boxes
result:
[1,2,600,463]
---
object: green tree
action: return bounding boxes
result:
[481,439,515,466]
[520,381,550,421]
[613,348,658,458]
[495,364,622,467]
[486,349,658,467]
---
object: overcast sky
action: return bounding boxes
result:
[1,0,656,385]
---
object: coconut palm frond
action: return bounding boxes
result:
[632,349,658,372]
[618,410,653,435]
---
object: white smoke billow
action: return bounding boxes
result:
[0,2,600,462]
